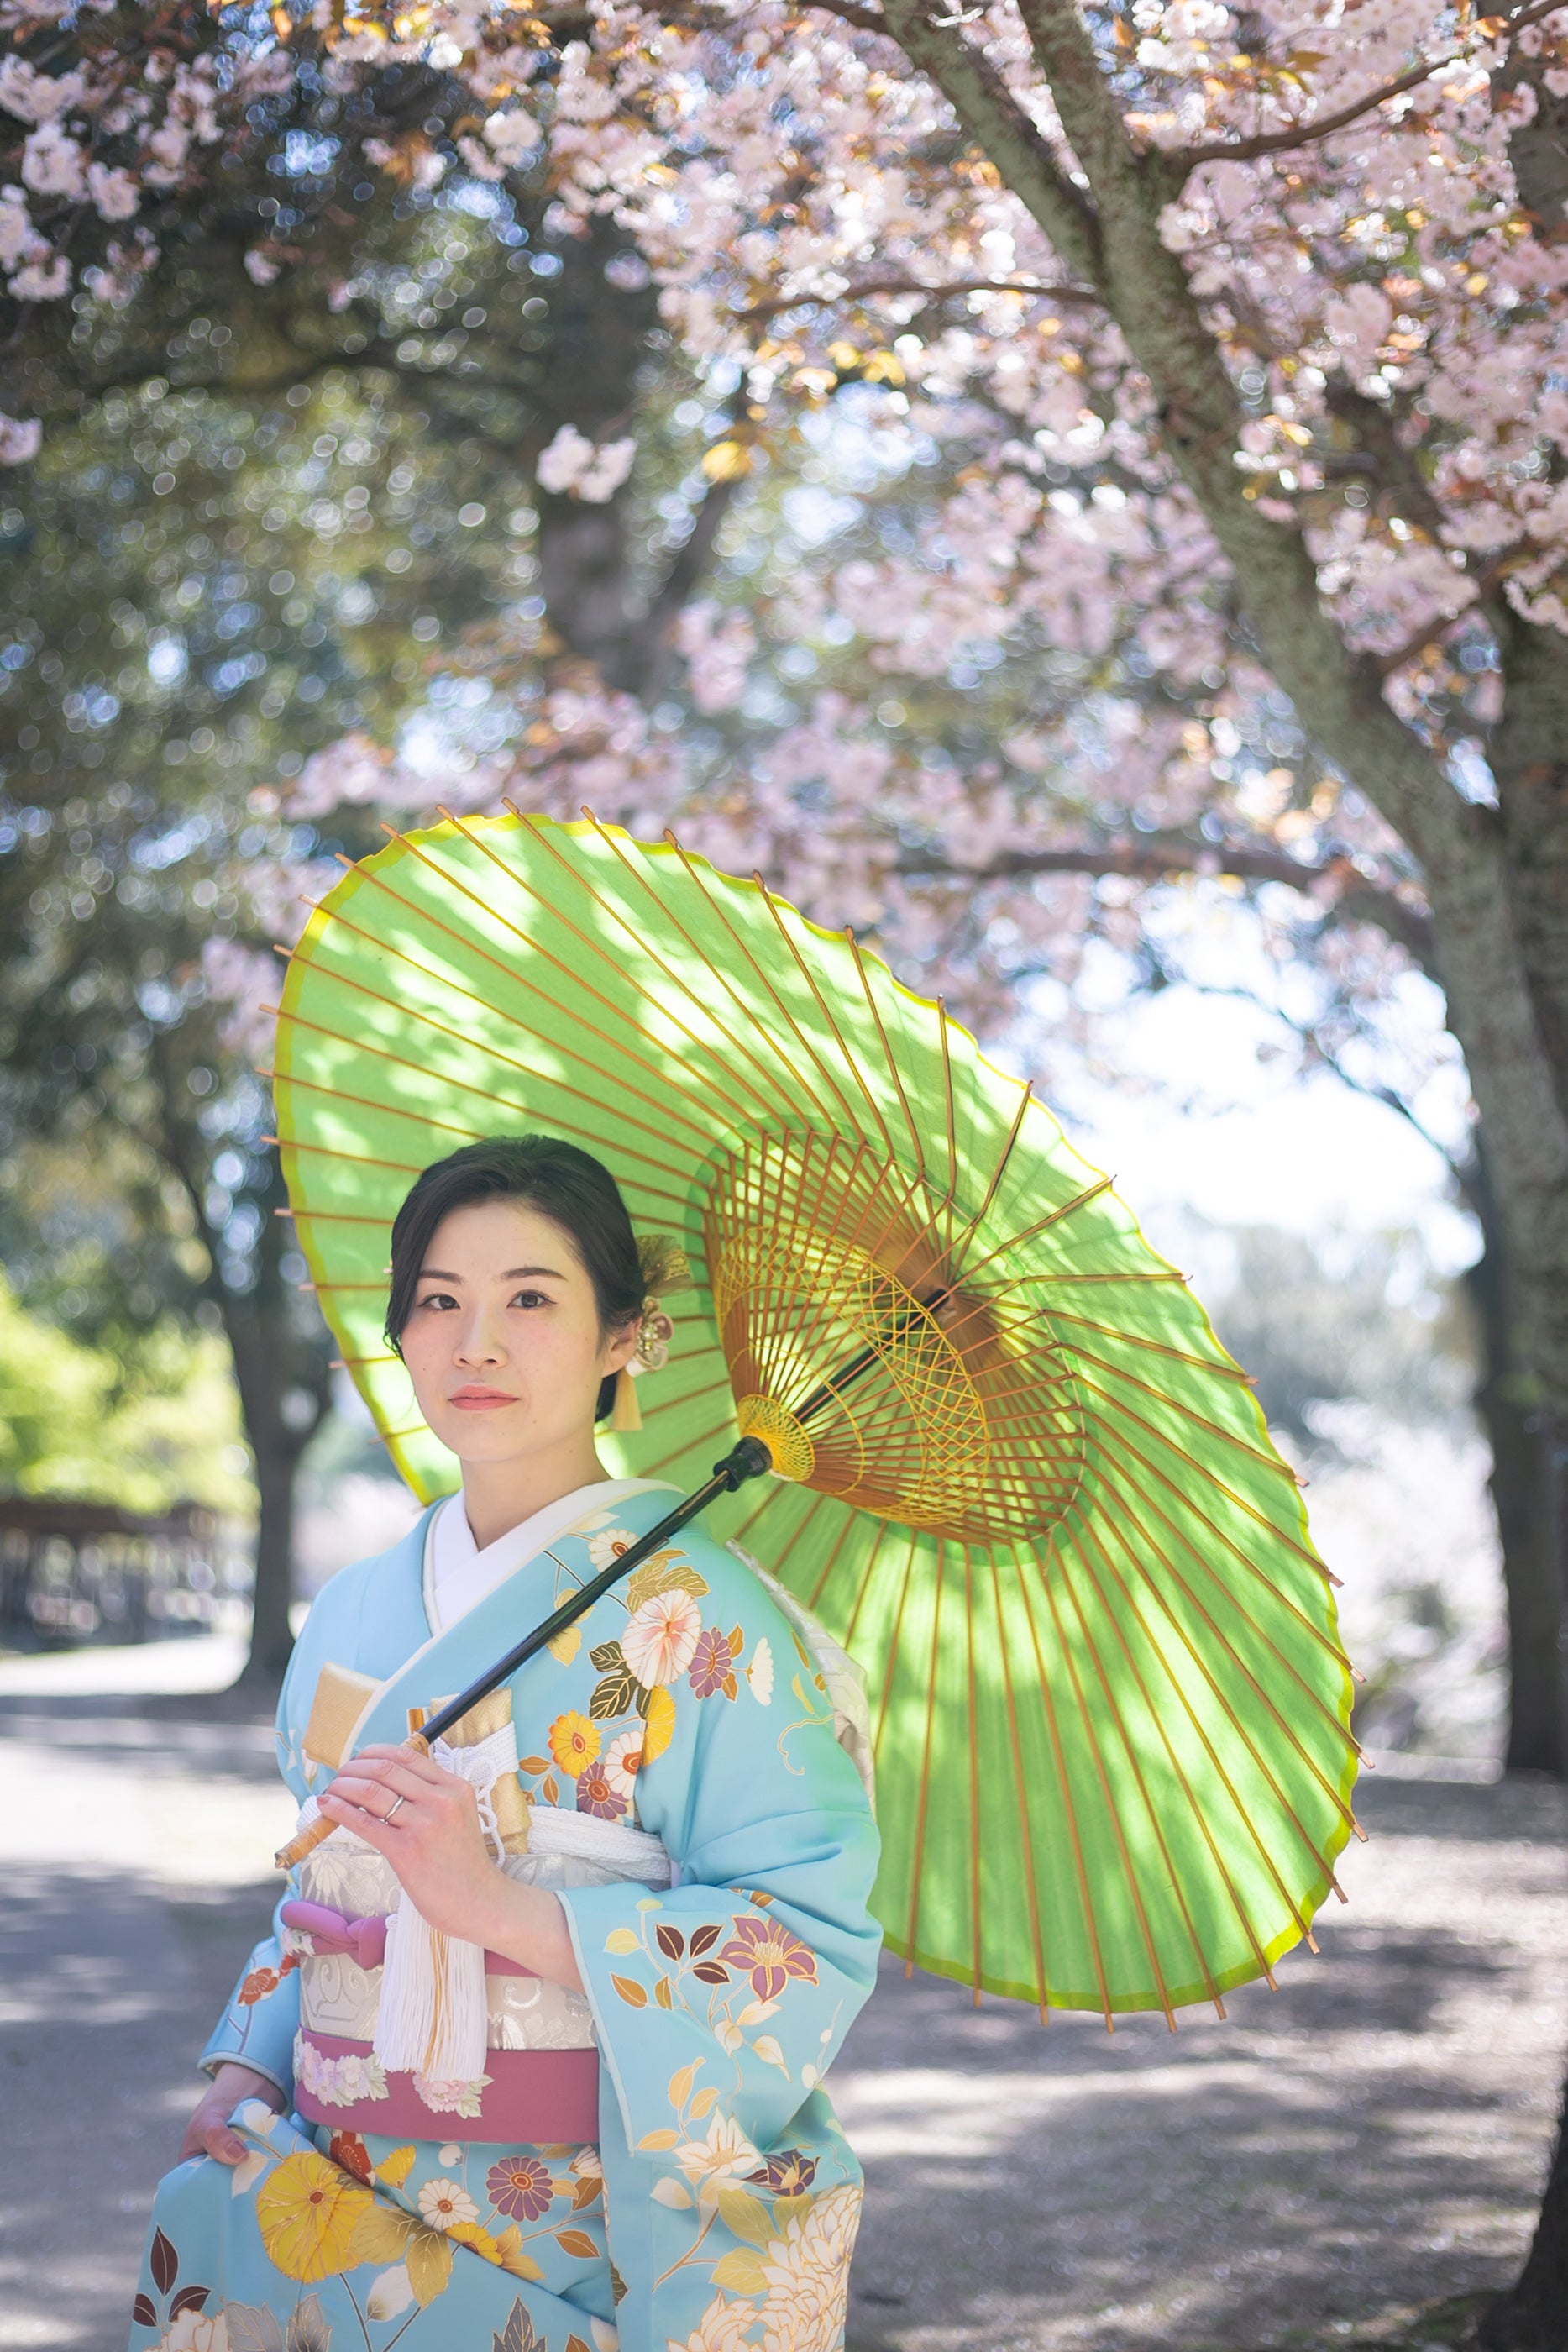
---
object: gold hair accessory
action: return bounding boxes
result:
[609,1240,688,1432]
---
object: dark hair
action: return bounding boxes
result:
[385,1136,645,1422]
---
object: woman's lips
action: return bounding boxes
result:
[448,1388,518,1410]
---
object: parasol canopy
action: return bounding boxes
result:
[270,810,1359,2025]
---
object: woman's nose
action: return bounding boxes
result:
[454,1316,506,1366]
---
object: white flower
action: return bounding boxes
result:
[747,1639,774,1705]
[0,413,43,465]
[0,60,87,123]
[457,134,506,181]
[603,1728,645,1799]
[667,2295,757,2352]
[87,162,139,221]
[586,1526,636,1572]
[674,2110,760,2195]
[245,249,280,286]
[155,2312,228,2352]
[417,2175,480,2232]
[9,258,69,303]
[537,423,637,504]
[367,2265,415,2319]
[758,2187,861,2352]
[571,2145,605,2181]
[21,122,86,198]
[0,190,45,270]
[293,2034,388,2108]
[413,2071,490,2116]
[484,107,542,166]
[622,1588,702,1688]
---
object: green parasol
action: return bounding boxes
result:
[270,809,1359,2025]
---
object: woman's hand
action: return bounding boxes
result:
[317,1744,583,1990]
[179,2063,284,2166]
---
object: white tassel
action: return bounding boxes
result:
[375,1898,488,2082]
[370,1720,517,2085]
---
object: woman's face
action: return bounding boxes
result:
[397,1198,636,1467]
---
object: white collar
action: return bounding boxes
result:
[421,1477,675,1635]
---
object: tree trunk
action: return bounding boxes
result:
[1461,1152,1566,1777]
[1480,2036,1568,2350]
[246,1438,299,1683]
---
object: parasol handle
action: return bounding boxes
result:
[273,1436,774,1872]
[274,1730,431,1871]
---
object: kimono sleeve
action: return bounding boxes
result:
[198,1902,300,2099]
[197,1637,316,2097]
[553,1549,881,2162]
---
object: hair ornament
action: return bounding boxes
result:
[609,1237,688,1431]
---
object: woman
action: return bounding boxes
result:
[129,1137,881,2352]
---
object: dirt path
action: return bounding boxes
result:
[0,1650,1561,2352]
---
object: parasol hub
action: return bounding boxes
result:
[734,1394,818,1484]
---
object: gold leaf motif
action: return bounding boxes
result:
[669,2061,700,2110]
[604,1928,641,1956]
[554,2229,600,2260]
[689,2086,720,2120]
[493,2225,544,2281]
[654,1974,674,2009]
[404,2228,454,2307]
[711,2249,768,2293]
[625,1555,709,1612]
[637,2128,679,2151]
[611,1973,648,2008]
[547,1625,582,1665]
[375,2145,417,2191]
[711,2187,776,2247]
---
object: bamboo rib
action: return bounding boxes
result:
[1050,1527,1225,2014]
[1036,1547,1179,2028]
[327,848,758,1137]
[988,1550,1051,2021]
[755,877,899,1164]
[847,927,926,1181]
[1092,1415,1352,1671]
[1089,1480,1324,1950]
[260,1066,487,1153]
[642,827,873,1142]
[582,815,868,1145]
[868,1525,925,1745]
[1088,1464,1353,1886]
[268,987,715,1167]
[1012,1537,1115,2025]
[901,1536,947,1978]
[286,906,726,1150]
[1075,1509,1275,1991]
[459,811,826,1138]
[965,1546,983,2005]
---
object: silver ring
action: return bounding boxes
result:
[383,1793,407,1822]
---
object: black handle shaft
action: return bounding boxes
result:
[419,1436,773,1747]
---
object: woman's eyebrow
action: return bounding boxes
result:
[416,1263,567,1281]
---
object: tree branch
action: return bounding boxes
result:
[1169,0,1568,172]
[739,272,1102,321]
[894,832,1438,963]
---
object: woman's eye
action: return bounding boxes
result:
[417,1289,458,1311]
[510,1289,551,1310]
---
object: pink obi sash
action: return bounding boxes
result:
[294,2028,600,2143]
[281,1898,540,1981]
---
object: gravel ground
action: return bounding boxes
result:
[0,1641,1562,2352]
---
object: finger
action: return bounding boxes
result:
[324,1770,419,1819]
[202,2121,247,2166]
[355,1743,453,1787]
[317,1788,400,1859]
[328,1753,443,1810]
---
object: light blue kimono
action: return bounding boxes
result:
[128,1483,881,2352]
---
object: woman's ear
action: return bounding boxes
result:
[603,1316,640,1375]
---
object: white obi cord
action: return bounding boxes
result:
[373,1725,517,2082]
[289,1735,674,2085]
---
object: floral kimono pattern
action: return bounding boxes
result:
[128,1483,882,2352]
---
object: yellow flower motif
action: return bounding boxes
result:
[255,2150,370,2281]
[448,2218,506,2264]
[548,1710,600,1778]
[641,1684,676,1765]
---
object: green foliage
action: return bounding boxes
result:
[0,1271,253,1517]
